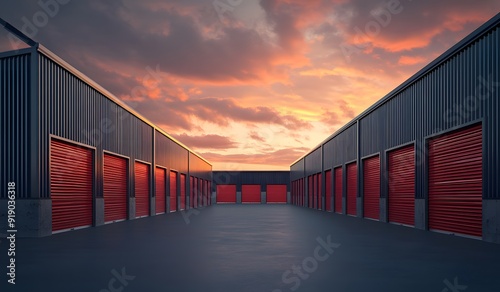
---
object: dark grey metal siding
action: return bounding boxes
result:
[293,15,500,200]
[305,147,321,176]
[0,52,31,199]
[39,54,155,198]
[290,159,304,181]
[155,131,188,175]
[188,151,212,181]
[323,125,357,167]
[213,171,290,192]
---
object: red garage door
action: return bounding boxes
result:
[325,170,332,212]
[180,174,186,210]
[428,124,482,237]
[308,176,313,208]
[242,185,261,203]
[388,145,415,226]
[155,167,166,214]
[217,185,236,203]
[51,139,93,232]
[267,185,287,203]
[363,156,380,220]
[201,180,206,206]
[334,167,343,214]
[317,173,322,210]
[193,178,198,208]
[208,181,212,206]
[347,163,357,216]
[190,177,194,208]
[170,171,177,212]
[103,154,128,223]
[204,180,209,206]
[197,178,202,206]
[135,162,150,218]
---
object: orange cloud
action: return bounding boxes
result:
[398,55,428,66]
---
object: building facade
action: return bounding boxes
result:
[291,14,500,243]
[0,21,212,237]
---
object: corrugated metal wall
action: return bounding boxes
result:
[323,125,358,168]
[0,52,31,199]
[38,54,154,198]
[292,18,500,202]
[305,147,321,176]
[155,130,189,174]
[189,152,212,181]
[213,171,290,192]
[290,159,304,181]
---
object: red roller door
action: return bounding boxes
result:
[314,174,318,209]
[242,185,261,203]
[267,185,287,203]
[363,156,380,220]
[317,173,322,210]
[170,171,177,212]
[204,180,209,206]
[190,177,194,208]
[428,124,482,237]
[208,181,212,205]
[217,185,236,203]
[135,162,150,218]
[325,171,332,212]
[201,180,206,206]
[51,139,93,232]
[308,176,313,208]
[388,145,415,226]
[180,174,186,210]
[197,178,202,206]
[193,178,198,208]
[347,163,357,216]
[155,167,166,214]
[334,167,343,214]
[103,154,128,222]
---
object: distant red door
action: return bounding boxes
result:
[308,176,313,208]
[180,174,186,210]
[190,177,194,208]
[317,173,322,210]
[217,185,236,203]
[242,185,261,203]
[363,156,380,220]
[334,167,342,213]
[155,167,166,214]
[347,163,357,216]
[267,185,287,203]
[135,162,150,218]
[325,170,332,212]
[170,171,177,212]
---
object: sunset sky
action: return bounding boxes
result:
[2,1,499,170]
